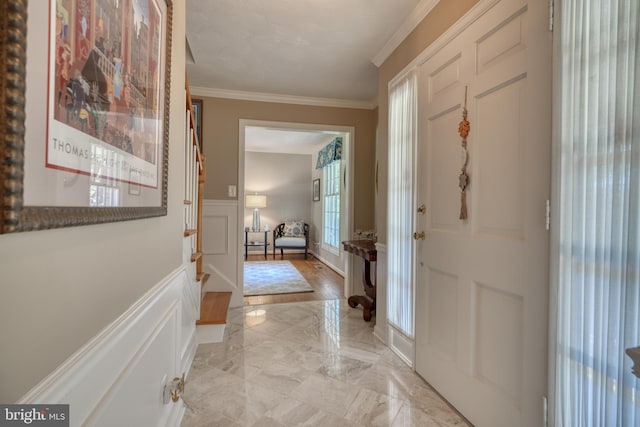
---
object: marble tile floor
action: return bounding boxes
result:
[181,299,470,427]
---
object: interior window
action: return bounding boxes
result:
[322,159,340,253]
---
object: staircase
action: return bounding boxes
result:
[196,290,232,343]
[185,76,230,344]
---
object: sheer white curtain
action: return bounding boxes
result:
[387,73,417,337]
[552,0,640,425]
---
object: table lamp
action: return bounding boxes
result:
[245,194,267,231]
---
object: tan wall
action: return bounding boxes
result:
[0,1,186,402]
[199,97,377,230]
[245,151,312,241]
[376,0,479,243]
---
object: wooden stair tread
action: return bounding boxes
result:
[196,291,231,325]
[197,272,210,287]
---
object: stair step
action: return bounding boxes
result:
[197,291,231,325]
[197,272,210,287]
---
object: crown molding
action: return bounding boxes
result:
[388,0,498,89]
[189,86,378,110]
[372,0,440,67]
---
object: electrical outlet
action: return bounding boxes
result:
[228,185,237,197]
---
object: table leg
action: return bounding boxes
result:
[348,259,376,321]
[348,295,375,321]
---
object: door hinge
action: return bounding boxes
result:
[543,396,548,427]
[548,0,554,32]
[545,200,551,230]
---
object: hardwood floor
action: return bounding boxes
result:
[243,253,344,306]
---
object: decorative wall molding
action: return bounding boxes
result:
[202,200,242,307]
[190,86,377,110]
[203,262,237,292]
[19,266,197,427]
[372,0,440,67]
[389,0,500,88]
[203,199,239,207]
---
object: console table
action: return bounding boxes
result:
[627,347,640,378]
[245,230,269,259]
[342,239,377,321]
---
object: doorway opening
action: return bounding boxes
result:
[238,120,355,304]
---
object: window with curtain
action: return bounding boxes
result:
[553,0,639,426]
[387,73,417,338]
[316,137,343,253]
[323,159,340,252]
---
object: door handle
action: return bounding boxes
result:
[413,231,425,240]
[417,204,426,214]
[163,374,185,404]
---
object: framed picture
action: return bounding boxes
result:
[191,98,203,151]
[0,0,173,233]
[313,178,321,202]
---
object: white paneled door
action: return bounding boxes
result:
[413,0,551,426]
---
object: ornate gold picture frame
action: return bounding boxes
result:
[0,0,173,233]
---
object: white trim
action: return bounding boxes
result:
[321,242,340,257]
[321,159,342,255]
[196,324,226,344]
[388,0,500,88]
[373,243,388,344]
[388,324,415,368]
[239,120,355,301]
[547,0,563,422]
[372,0,440,67]
[203,262,239,291]
[83,300,181,425]
[203,199,238,207]
[181,331,198,379]
[190,86,377,110]
[19,266,194,427]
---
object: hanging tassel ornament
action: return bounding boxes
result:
[458,86,470,220]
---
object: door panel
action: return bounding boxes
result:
[414,0,551,426]
[426,268,459,361]
[475,76,526,239]
[428,107,464,231]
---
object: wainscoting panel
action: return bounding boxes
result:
[201,200,241,307]
[18,267,195,427]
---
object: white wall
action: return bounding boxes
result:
[0,0,187,403]
[244,151,312,250]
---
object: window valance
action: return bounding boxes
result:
[315,137,342,169]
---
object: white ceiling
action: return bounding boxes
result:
[245,127,337,155]
[185,0,425,104]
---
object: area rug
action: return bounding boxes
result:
[244,261,314,296]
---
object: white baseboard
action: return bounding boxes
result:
[388,324,414,368]
[196,323,226,344]
[309,251,345,277]
[373,326,388,345]
[19,266,198,427]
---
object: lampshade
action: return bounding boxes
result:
[245,194,267,208]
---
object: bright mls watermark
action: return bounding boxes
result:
[0,405,68,426]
